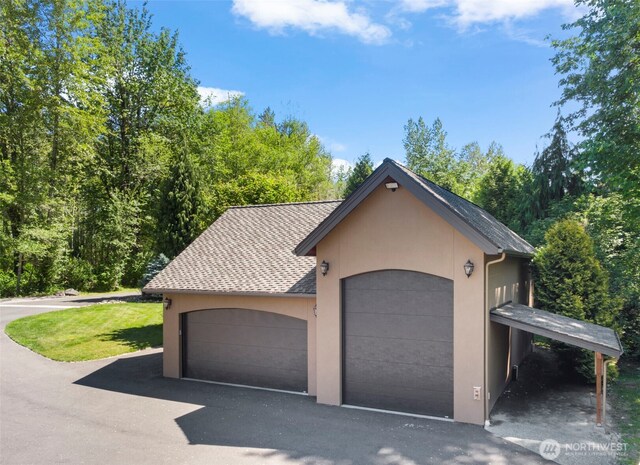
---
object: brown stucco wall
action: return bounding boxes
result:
[315,183,486,425]
[162,293,317,395]
[486,256,532,413]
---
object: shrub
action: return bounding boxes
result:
[139,254,170,288]
[64,258,95,291]
[122,251,152,288]
[533,219,620,382]
[0,270,16,298]
[619,298,640,360]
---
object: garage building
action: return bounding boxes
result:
[145,158,622,425]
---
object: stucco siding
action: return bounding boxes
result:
[163,293,317,395]
[315,183,486,425]
[486,256,532,413]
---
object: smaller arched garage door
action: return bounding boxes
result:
[182,309,307,392]
[343,270,453,417]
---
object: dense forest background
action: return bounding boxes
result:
[1,0,638,359]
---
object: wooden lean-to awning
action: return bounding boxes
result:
[490,302,623,357]
[491,302,623,426]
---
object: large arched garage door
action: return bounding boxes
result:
[342,270,453,418]
[182,309,307,392]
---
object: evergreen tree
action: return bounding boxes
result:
[529,117,583,221]
[258,106,276,128]
[533,219,619,380]
[343,153,374,197]
[140,253,170,288]
[157,145,202,258]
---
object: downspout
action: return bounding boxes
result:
[484,250,506,426]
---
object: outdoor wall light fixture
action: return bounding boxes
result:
[320,260,330,276]
[385,182,399,192]
[163,298,172,310]
[464,260,475,278]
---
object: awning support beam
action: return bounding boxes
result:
[595,352,603,426]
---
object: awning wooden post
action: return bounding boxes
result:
[595,351,603,426]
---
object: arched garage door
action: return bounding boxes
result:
[182,309,307,392]
[343,270,453,417]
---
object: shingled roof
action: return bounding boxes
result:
[146,159,533,296]
[295,158,534,257]
[144,200,341,296]
[491,303,623,357]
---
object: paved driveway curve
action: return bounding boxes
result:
[0,296,550,465]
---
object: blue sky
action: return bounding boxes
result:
[137,0,580,170]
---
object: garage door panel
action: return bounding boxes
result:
[344,387,453,418]
[187,323,307,350]
[345,336,453,365]
[344,270,452,293]
[187,341,307,369]
[343,270,453,418]
[344,288,453,317]
[345,360,453,393]
[183,309,307,392]
[186,362,306,392]
[345,312,453,341]
[187,308,304,329]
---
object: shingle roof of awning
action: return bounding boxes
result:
[491,303,623,358]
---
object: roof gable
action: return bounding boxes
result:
[295,159,533,257]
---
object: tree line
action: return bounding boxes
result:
[1,0,333,295]
[341,0,639,363]
[1,0,637,364]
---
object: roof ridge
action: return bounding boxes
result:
[295,158,533,257]
[387,158,529,242]
[228,199,343,210]
[386,158,486,211]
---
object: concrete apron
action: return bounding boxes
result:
[485,349,625,465]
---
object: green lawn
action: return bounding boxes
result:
[611,361,640,465]
[5,302,162,361]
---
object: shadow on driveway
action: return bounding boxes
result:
[74,352,549,465]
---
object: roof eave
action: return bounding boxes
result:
[496,249,534,259]
[142,287,316,298]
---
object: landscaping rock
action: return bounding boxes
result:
[64,288,79,296]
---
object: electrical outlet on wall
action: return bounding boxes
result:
[473,386,481,400]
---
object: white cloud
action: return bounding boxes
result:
[400,0,449,14]
[317,135,347,153]
[197,86,244,107]
[231,0,391,44]
[331,142,347,152]
[399,0,576,26]
[331,157,353,175]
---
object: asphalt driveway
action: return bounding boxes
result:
[0,296,549,465]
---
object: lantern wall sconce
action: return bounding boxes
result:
[320,260,330,276]
[464,260,475,278]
